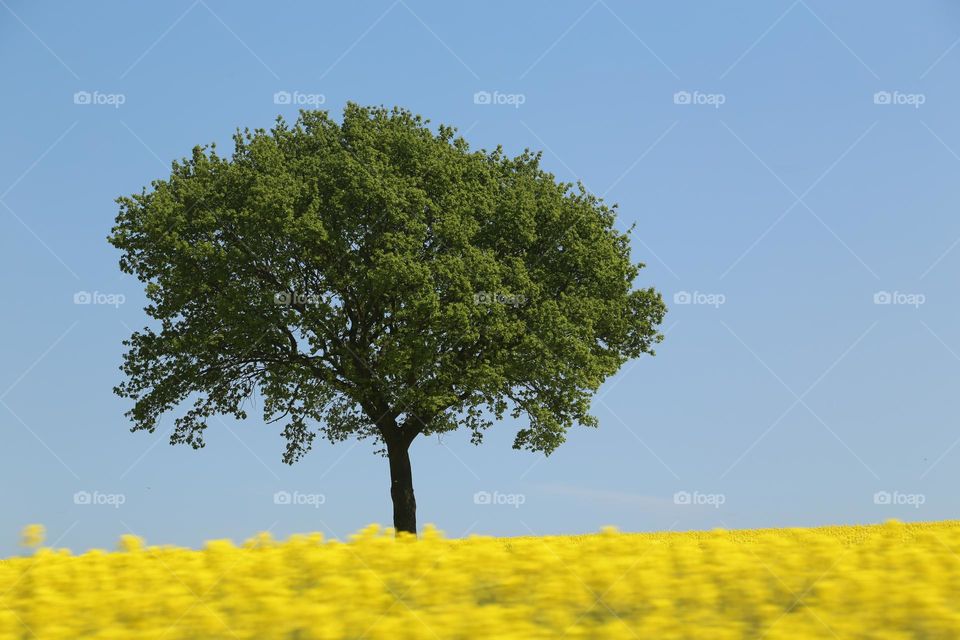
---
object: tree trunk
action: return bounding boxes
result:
[387,438,417,534]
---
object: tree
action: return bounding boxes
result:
[109,104,666,534]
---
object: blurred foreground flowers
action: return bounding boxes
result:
[2,520,959,638]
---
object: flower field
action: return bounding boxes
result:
[2,520,960,638]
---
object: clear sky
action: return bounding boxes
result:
[2,0,960,556]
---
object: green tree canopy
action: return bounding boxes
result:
[109,104,666,532]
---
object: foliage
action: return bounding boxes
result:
[109,104,665,463]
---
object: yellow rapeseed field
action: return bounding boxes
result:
[2,519,959,639]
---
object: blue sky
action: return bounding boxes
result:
[2,0,960,555]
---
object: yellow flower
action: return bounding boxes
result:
[19,524,45,548]
[117,534,144,553]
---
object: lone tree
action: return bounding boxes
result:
[110,104,665,533]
